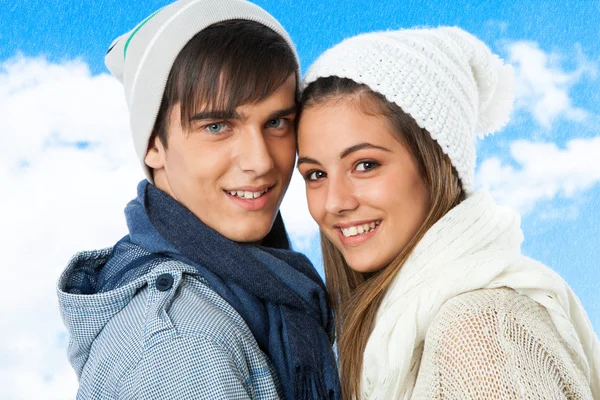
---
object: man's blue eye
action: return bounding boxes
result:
[268,118,283,128]
[206,122,225,133]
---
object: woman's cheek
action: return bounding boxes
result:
[308,187,329,223]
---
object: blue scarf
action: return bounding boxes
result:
[121,181,340,400]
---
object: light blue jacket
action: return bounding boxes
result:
[57,246,281,399]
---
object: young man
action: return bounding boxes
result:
[57,1,340,398]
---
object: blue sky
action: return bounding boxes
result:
[1,0,598,398]
[4,1,600,74]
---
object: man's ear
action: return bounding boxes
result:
[144,135,166,170]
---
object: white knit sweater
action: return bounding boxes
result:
[360,191,599,399]
[412,288,592,399]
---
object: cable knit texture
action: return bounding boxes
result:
[302,27,514,193]
[360,191,600,399]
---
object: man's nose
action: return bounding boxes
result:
[237,128,275,176]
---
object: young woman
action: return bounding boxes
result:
[297,27,600,399]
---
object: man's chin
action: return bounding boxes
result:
[225,230,272,244]
[215,216,275,243]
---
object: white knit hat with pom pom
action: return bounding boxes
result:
[302,26,514,193]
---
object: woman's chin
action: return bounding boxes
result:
[345,255,386,274]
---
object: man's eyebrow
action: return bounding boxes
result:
[340,143,391,159]
[189,105,296,122]
[190,110,242,121]
[268,105,297,120]
[297,156,321,168]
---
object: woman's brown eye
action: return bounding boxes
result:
[356,161,379,172]
[307,170,326,181]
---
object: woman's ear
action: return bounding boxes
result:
[144,135,166,170]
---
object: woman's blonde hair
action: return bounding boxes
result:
[300,76,466,399]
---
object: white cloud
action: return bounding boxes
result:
[0,55,316,399]
[0,55,143,399]
[506,41,597,128]
[280,171,319,250]
[477,136,600,213]
[482,41,600,214]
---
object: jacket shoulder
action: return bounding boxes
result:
[160,267,261,352]
[76,258,279,399]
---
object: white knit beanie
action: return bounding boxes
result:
[303,27,514,193]
[105,0,299,182]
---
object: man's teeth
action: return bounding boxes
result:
[341,221,380,237]
[227,189,269,199]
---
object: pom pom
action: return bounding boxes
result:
[475,58,515,138]
[441,27,515,138]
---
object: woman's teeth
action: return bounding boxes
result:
[227,189,269,199]
[341,221,380,237]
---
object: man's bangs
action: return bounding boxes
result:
[176,20,298,128]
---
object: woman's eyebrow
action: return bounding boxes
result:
[297,156,321,168]
[297,143,391,168]
[340,142,391,159]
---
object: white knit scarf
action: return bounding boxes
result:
[361,191,600,399]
